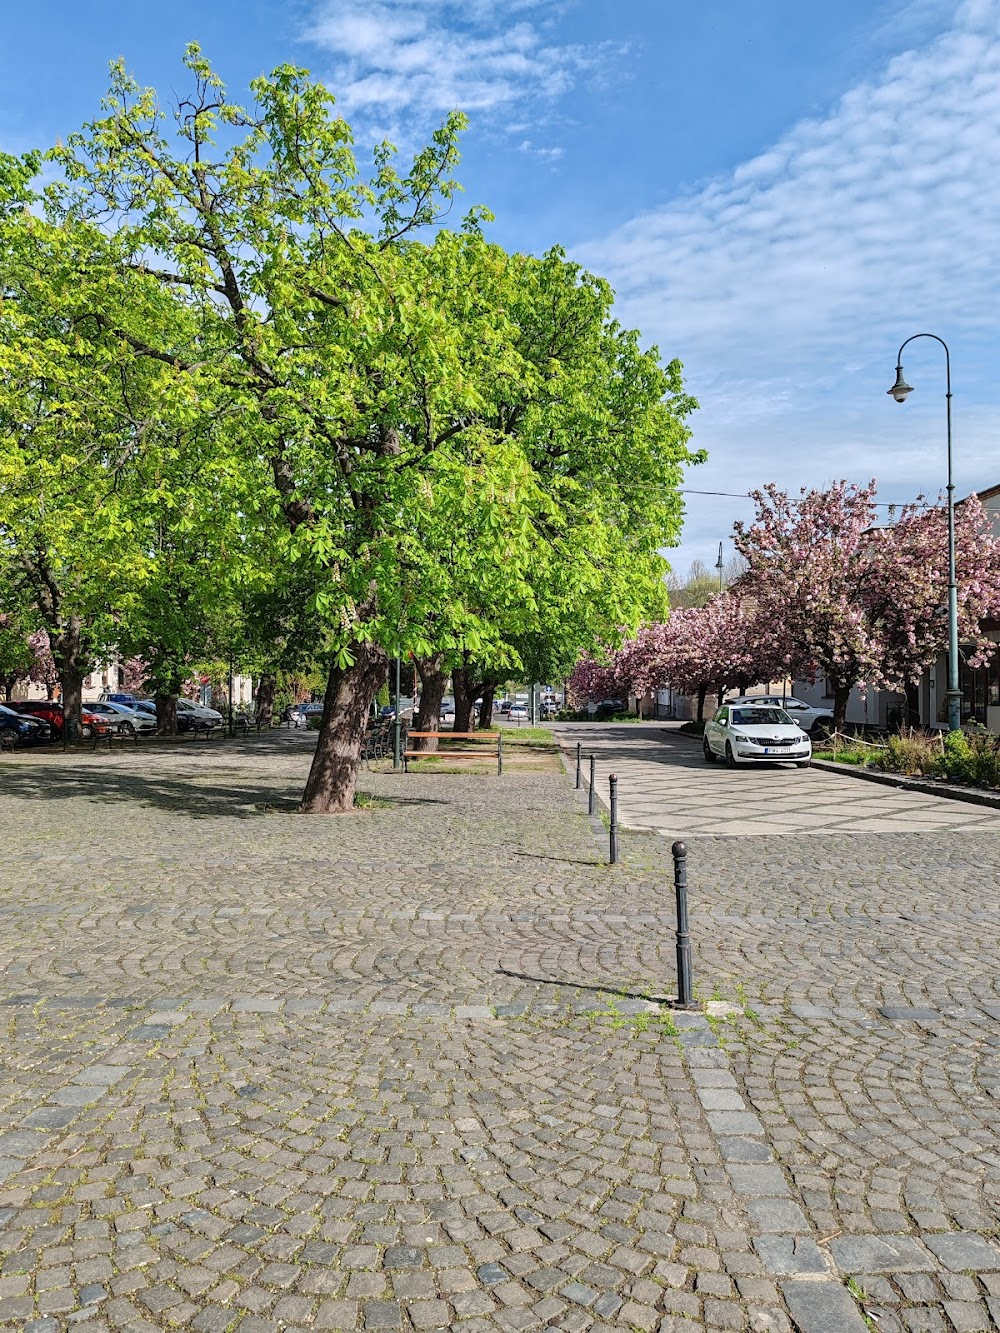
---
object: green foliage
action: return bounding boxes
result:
[2,49,697,808]
[939,729,972,781]
[938,727,1000,789]
[869,728,943,777]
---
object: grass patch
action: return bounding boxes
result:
[497,726,556,747]
[813,748,868,766]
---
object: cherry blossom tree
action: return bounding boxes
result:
[568,652,621,708]
[867,492,1000,710]
[734,480,1000,730]
[120,657,150,695]
[27,630,60,699]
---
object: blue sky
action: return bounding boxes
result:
[4,0,999,574]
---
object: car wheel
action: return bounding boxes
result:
[702,737,716,763]
[725,741,738,769]
[122,721,136,736]
[81,724,92,738]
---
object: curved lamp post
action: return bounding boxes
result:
[887,333,961,732]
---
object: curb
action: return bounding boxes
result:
[809,757,1000,810]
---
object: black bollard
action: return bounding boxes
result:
[672,840,695,1007]
[497,730,503,777]
[588,753,596,816]
[609,773,619,864]
[575,741,582,788]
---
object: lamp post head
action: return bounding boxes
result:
[887,364,914,403]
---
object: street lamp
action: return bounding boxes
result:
[715,541,724,593]
[887,333,961,732]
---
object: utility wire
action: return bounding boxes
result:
[679,488,934,507]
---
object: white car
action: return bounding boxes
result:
[727,695,832,734]
[704,703,812,768]
[508,705,529,720]
[84,699,156,734]
[176,699,225,725]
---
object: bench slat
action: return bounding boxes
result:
[406,731,496,739]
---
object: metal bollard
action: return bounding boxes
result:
[609,773,619,864]
[672,840,695,1007]
[588,753,596,816]
[575,741,582,788]
[497,730,503,777]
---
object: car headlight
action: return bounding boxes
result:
[732,733,748,742]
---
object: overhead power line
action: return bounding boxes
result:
[678,488,932,507]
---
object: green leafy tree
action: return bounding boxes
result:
[41,51,698,803]
[0,175,186,737]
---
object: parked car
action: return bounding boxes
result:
[703,703,812,769]
[12,699,115,738]
[100,692,139,707]
[176,699,225,725]
[85,700,156,734]
[0,703,51,745]
[133,700,198,732]
[727,694,832,734]
[508,704,529,720]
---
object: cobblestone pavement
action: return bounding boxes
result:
[0,731,998,1332]
[553,722,1000,836]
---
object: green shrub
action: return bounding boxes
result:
[939,729,972,782]
[307,715,322,730]
[870,727,943,777]
[941,727,1000,789]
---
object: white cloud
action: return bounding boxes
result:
[306,0,605,123]
[576,0,1000,570]
[519,139,563,162]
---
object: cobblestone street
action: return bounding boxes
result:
[0,729,998,1332]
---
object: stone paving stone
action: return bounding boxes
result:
[830,1235,936,1274]
[921,1233,1000,1272]
[752,1236,828,1276]
[1,730,1000,1333]
[781,1279,870,1332]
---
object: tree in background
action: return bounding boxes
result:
[0,613,34,700]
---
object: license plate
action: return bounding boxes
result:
[763,747,780,755]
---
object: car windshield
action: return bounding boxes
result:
[731,708,792,726]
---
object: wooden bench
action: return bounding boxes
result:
[403,731,502,775]
[190,722,224,741]
[92,725,140,751]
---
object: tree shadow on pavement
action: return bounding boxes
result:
[0,763,293,820]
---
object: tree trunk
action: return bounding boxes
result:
[300,642,388,813]
[156,694,179,735]
[413,654,446,752]
[479,680,498,730]
[256,673,276,725]
[832,682,851,733]
[453,666,481,734]
[51,619,86,743]
[904,681,920,728]
[696,683,708,723]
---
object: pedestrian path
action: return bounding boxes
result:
[1,731,999,1331]
[554,721,1000,836]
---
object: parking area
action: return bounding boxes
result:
[553,721,1000,836]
